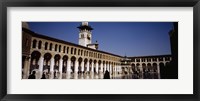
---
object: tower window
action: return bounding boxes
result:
[81,34,84,38]
[87,34,90,40]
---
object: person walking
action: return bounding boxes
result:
[28,71,36,79]
[41,72,46,79]
[103,70,110,79]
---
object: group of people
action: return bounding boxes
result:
[28,71,47,79]
[28,70,111,79]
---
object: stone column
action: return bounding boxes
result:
[66,60,71,79]
[81,61,84,73]
[139,66,143,79]
[100,63,103,73]
[86,62,89,73]
[110,64,112,74]
[107,63,110,72]
[118,65,121,73]
[104,63,106,73]
[117,65,118,73]
[67,60,71,73]
[50,57,54,79]
[74,60,78,74]
[58,59,63,79]
[157,65,160,79]
[96,63,98,74]
[114,64,116,74]
[23,56,31,79]
[38,56,44,79]
[91,62,94,72]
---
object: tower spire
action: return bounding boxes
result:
[77,22,93,47]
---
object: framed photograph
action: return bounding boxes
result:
[1,0,199,101]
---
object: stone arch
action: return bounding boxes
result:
[84,58,88,72]
[142,63,146,71]
[62,55,68,73]
[131,63,135,71]
[70,56,76,73]
[54,54,61,71]
[78,57,83,73]
[147,63,151,71]
[30,51,41,73]
[43,53,52,73]
[152,63,157,71]
[136,63,140,71]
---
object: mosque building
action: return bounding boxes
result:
[22,22,176,79]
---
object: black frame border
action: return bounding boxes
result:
[0,0,199,101]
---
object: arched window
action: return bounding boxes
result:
[81,50,83,56]
[55,44,57,51]
[59,45,61,52]
[78,49,80,55]
[63,46,66,53]
[67,47,69,54]
[32,39,37,48]
[71,48,73,54]
[74,48,76,55]
[49,43,52,50]
[38,41,42,49]
[81,34,84,38]
[45,42,48,50]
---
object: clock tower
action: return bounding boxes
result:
[77,22,93,47]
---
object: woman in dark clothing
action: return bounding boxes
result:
[28,71,36,79]
[104,70,110,79]
[41,72,46,79]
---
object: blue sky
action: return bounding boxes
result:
[27,22,173,57]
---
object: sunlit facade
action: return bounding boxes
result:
[22,22,172,79]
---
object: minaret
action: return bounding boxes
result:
[77,22,93,47]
